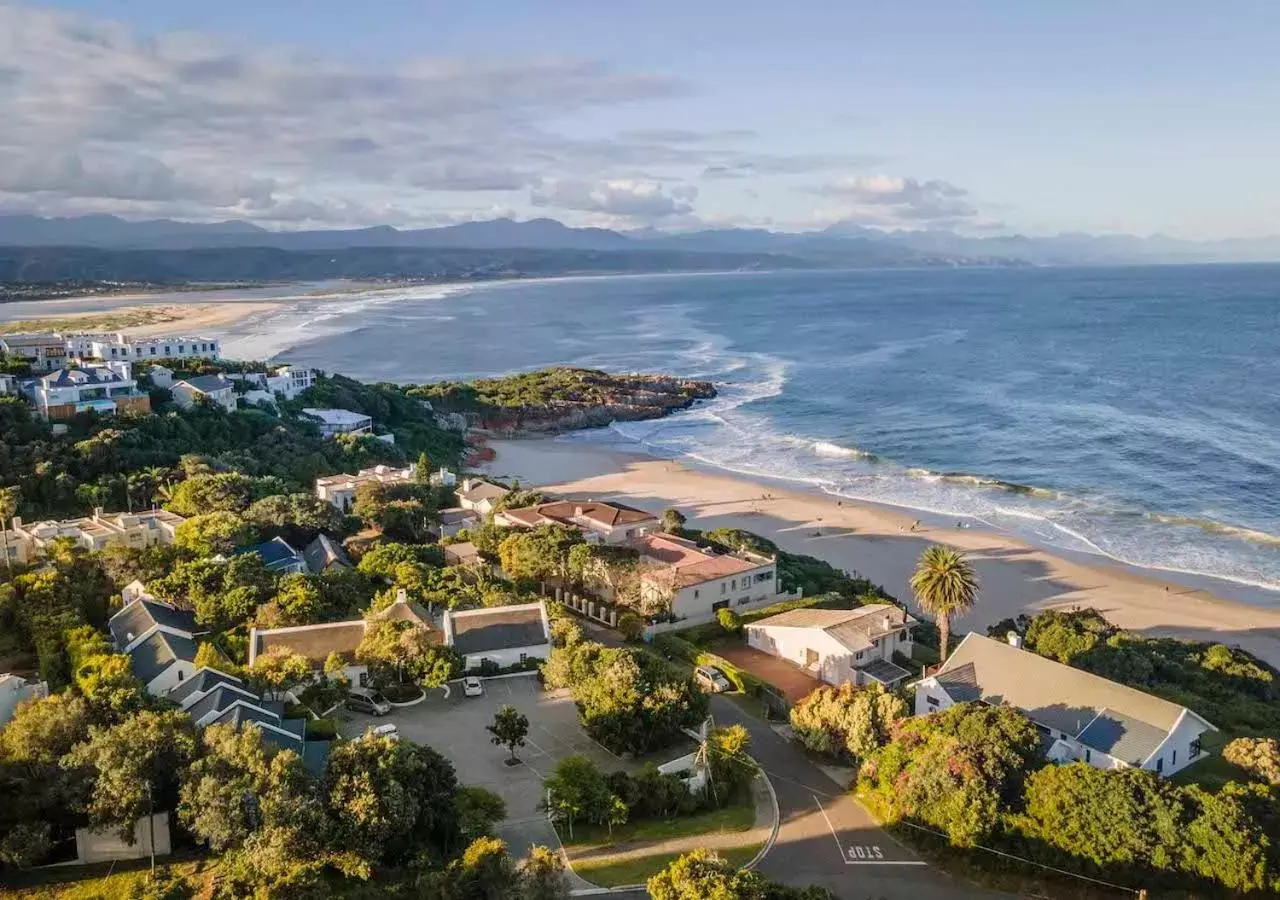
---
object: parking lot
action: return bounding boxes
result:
[341,673,623,862]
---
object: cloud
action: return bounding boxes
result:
[531,178,698,219]
[805,174,981,228]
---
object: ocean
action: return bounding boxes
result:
[121,266,1280,595]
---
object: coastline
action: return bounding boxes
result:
[483,437,1280,669]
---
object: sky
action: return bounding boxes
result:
[2,0,1279,238]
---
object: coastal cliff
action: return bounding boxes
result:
[410,367,715,437]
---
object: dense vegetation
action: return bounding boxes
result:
[987,609,1280,738]
[412,367,713,417]
[647,849,837,900]
[543,621,708,756]
[859,697,1280,894]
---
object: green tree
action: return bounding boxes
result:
[519,845,569,900]
[617,611,645,642]
[499,525,584,583]
[659,507,687,534]
[542,753,618,840]
[454,785,508,844]
[174,511,256,556]
[1223,736,1280,785]
[249,647,313,701]
[165,472,255,517]
[439,835,520,899]
[789,682,905,762]
[0,485,20,573]
[62,710,198,842]
[357,619,460,688]
[321,733,460,865]
[260,573,325,627]
[716,608,742,634]
[179,722,310,853]
[909,545,979,660]
[487,704,530,764]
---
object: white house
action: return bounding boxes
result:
[914,632,1217,778]
[170,374,237,412]
[248,592,440,688]
[636,533,786,624]
[436,507,480,538]
[495,500,658,545]
[456,478,511,516]
[67,333,221,362]
[23,361,151,420]
[314,463,417,512]
[165,667,319,765]
[0,373,16,395]
[109,591,207,695]
[301,407,373,438]
[443,601,551,671]
[745,604,917,688]
[0,674,48,728]
[231,366,317,402]
[0,333,69,371]
[1,508,185,566]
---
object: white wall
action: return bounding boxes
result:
[0,678,46,727]
[914,679,954,717]
[1142,711,1212,777]
[148,659,197,697]
[663,565,782,623]
[747,625,854,684]
[76,813,171,864]
[464,643,548,671]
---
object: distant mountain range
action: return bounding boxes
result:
[1,214,1279,274]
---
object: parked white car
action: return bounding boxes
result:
[463,676,484,697]
[369,723,400,742]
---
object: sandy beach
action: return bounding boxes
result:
[484,438,1280,668]
[0,301,281,337]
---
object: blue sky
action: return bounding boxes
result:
[3,0,1279,237]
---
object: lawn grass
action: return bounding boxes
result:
[573,843,763,888]
[558,790,756,847]
[4,858,208,898]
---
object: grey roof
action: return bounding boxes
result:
[449,604,547,655]
[1075,709,1172,765]
[934,633,1215,761]
[179,374,232,393]
[458,480,509,503]
[439,507,477,525]
[301,740,332,773]
[127,630,198,685]
[109,598,197,647]
[934,662,981,703]
[205,705,304,751]
[187,685,264,723]
[253,621,368,665]
[304,534,350,573]
[166,668,247,706]
[43,368,125,387]
[750,603,915,653]
[237,536,302,570]
[856,657,912,685]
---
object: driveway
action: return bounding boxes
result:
[710,696,1017,900]
[713,643,823,704]
[341,673,617,886]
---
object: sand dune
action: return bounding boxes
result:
[484,438,1280,668]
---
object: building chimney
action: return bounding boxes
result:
[396,588,407,605]
[1007,631,1023,649]
[93,506,104,520]
[574,506,585,517]
[9,516,20,530]
[882,613,892,631]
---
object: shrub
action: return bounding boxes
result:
[716,608,742,634]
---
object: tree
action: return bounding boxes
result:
[179,722,310,853]
[617,611,645,642]
[250,647,313,701]
[542,753,618,840]
[439,835,520,899]
[519,845,569,900]
[174,511,256,557]
[567,542,641,606]
[357,619,460,688]
[61,710,198,842]
[659,507,687,534]
[487,704,530,764]
[647,848,816,900]
[0,485,19,573]
[909,545,978,660]
[321,733,460,865]
[454,785,508,844]
[165,472,254,517]
[262,573,325,626]
[1223,736,1280,785]
[789,682,906,762]
[716,608,742,634]
[499,525,584,583]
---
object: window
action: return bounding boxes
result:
[179,345,185,354]
[150,347,156,355]
[358,672,368,687]
[519,652,528,663]
[721,583,726,594]
[1171,749,1177,766]
[1085,749,1091,763]
[1155,757,1164,773]
[1190,738,1202,758]
[899,632,907,642]
[177,670,184,681]
[926,695,939,708]
[693,589,699,599]
[712,599,729,611]
[855,650,863,661]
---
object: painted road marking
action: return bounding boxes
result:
[812,794,927,867]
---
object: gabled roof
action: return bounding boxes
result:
[41,367,127,387]
[237,536,303,570]
[747,604,915,653]
[187,684,271,723]
[178,374,233,394]
[932,633,1216,763]
[252,620,368,666]
[501,500,657,531]
[457,480,509,503]
[127,630,198,685]
[374,596,437,632]
[446,602,548,655]
[166,667,247,707]
[109,598,198,647]
[637,532,769,588]
[304,534,351,573]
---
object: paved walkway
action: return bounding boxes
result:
[566,770,774,869]
[713,643,822,703]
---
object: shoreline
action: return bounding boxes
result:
[482,437,1280,669]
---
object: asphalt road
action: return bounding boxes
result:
[709,696,1017,900]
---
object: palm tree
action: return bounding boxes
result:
[910,545,979,661]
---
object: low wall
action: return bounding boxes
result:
[75,812,170,864]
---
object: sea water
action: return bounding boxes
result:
[213,265,1280,595]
